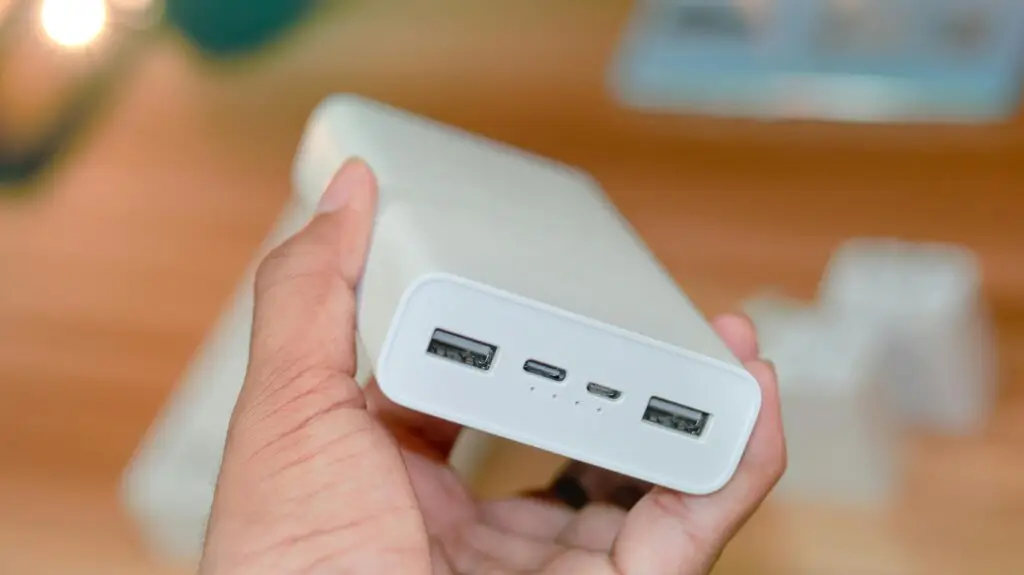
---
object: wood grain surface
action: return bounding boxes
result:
[1,1,1021,573]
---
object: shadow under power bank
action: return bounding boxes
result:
[292,95,761,495]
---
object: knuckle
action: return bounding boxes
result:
[231,359,366,457]
[249,350,360,414]
[254,241,296,293]
[254,245,349,319]
[255,236,333,293]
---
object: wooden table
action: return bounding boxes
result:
[1,2,1022,573]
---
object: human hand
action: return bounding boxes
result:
[199,159,787,575]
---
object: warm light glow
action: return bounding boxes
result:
[41,0,108,48]
[109,0,153,13]
[109,0,160,27]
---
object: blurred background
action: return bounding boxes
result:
[2,0,1023,573]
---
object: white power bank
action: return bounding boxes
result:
[292,95,762,495]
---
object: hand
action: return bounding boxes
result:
[199,159,787,575]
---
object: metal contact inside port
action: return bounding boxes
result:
[523,360,567,382]
[642,397,710,437]
[426,329,497,370]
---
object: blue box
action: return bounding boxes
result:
[609,0,1024,123]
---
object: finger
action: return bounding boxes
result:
[478,498,576,541]
[555,503,626,552]
[363,376,465,461]
[201,159,432,574]
[244,159,378,385]
[454,522,563,572]
[429,542,457,575]
[612,356,786,575]
[712,312,759,362]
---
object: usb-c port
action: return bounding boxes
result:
[523,360,566,382]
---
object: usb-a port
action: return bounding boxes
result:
[642,397,710,438]
[426,329,497,371]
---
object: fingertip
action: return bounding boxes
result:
[316,157,377,214]
[299,158,379,289]
[712,313,759,361]
[345,158,379,214]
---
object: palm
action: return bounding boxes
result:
[369,383,710,575]
[402,442,656,574]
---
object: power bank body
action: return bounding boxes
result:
[293,95,761,495]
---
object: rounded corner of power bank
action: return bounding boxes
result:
[742,367,764,410]
[371,351,415,411]
[700,370,765,495]
[663,367,761,496]
[688,472,736,497]
[371,369,405,409]
[650,462,738,496]
[308,93,373,128]
[724,362,763,414]
[394,272,472,316]
[373,272,463,399]
[406,271,463,293]
[680,442,753,496]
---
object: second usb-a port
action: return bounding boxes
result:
[523,359,566,382]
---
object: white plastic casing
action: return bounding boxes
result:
[818,238,999,435]
[292,94,762,495]
[745,294,902,506]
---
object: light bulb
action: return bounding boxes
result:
[41,0,108,49]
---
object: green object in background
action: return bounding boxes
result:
[165,0,316,57]
[0,0,319,189]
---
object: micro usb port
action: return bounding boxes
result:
[586,382,622,401]
[426,329,497,371]
[523,360,566,382]
[642,397,710,438]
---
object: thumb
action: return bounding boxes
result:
[201,159,432,574]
